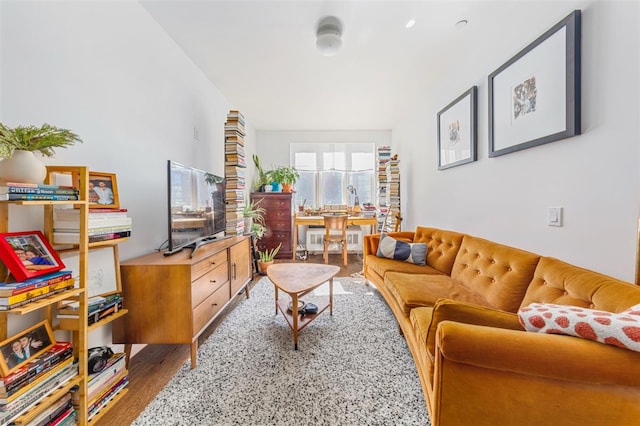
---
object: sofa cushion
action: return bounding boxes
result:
[384,272,491,316]
[366,255,444,280]
[450,235,540,313]
[521,257,640,312]
[413,227,465,275]
[376,233,427,265]
[519,303,640,352]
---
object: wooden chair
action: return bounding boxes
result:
[322,213,348,266]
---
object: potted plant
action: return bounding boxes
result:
[243,197,266,232]
[252,154,272,192]
[257,242,281,274]
[270,165,300,192]
[0,122,83,184]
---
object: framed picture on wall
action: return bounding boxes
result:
[89,172,120,209]
[488,10,581,157]
[437,86,478,170]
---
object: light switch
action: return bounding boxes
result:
[548,207,563,227]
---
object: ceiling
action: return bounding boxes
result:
[140,1,575,131]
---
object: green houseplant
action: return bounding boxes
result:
[0,122,83,183]
[252,154,272,191]
[257,242,281,274]
[270,165,300,192]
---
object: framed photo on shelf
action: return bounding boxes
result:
[488,10,581,157]
[60,245,121,297]
[0,320,56,376]
[437,86,478,170]
[0,231,65,282]
[88,172,120,209]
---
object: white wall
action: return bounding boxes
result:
[0,1,254,350]
[395,0,640,281]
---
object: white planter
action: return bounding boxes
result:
[0,150,47,184]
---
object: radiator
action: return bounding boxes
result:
[305,228,363,253]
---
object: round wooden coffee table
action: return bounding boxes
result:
[267,263,340,350]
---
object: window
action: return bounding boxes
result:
[291,143,375,210]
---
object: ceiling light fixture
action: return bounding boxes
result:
[316,16,343,56]
[406,18,416,29]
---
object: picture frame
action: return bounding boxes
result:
[59,245,121,298]
[437,86,478,170]
[0,320,55,376]
[488,10,581,157]
[0,231,65,282]
[88,172,120,209]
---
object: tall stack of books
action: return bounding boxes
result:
[0,342,77,425]
[52,208,132,244]
[0,271,75,311]
[388,155,401,231]
[0,182,79,201]
[376,146,391,232]
[224,110,247,236]
[75,351,128,421]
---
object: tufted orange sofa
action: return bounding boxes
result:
[363,226,640,426]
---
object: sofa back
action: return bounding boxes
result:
[451,235,541,312]
[521,256,640,311]
[413,227,465,275]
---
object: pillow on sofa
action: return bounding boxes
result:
[376,233,427,266]
[518,303,640,352]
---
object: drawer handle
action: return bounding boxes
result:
[209,280,216,283]
[212,303,218,306]
[210,261,216,265]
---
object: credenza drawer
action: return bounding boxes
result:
[193,281,230,334]
[191,263,229,308]
[191,250,227,280]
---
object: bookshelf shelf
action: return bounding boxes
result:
[2,289,84,316]
[87,387,128,424]
[12,376,83,426]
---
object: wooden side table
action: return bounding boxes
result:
[267,263,340,349]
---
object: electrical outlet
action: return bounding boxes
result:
[547,207,563,227]
[193,127,199,141]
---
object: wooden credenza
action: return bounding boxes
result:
[113,235,252,368]
[251,192,292,259]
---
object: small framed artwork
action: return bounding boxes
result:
[437,86,478,170]
[0,320,55,376]
[60,245,121,297]
[0,231,65,282]
[88,172,120,209]
[488,10,581,157]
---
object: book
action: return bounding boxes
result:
[53,230,131,244]
[87,353,126,400]
[58,294,120,316]
[25,392,72,426]
[0,270,72,291]
[0,357,74,403]
[0,182,74,190]
[0,193,79,201]
[53,216,133,230]
[87,373,128,420]
[58,297,123,327]
[0,283,75,310]
[0,278,74,304]
[0,186,78,196]
[0,345,73,397]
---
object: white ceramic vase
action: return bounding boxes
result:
[0,150,47,184]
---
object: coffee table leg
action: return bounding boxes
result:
[292,293,299,350]
[330,277,334,315]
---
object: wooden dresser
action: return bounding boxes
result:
[251,192,292,259]
[112,235,252,368]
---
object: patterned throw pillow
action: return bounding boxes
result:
[376,233,427,266]
[518,303,640,352]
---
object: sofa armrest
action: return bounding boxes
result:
[425,299,523,358]
[435,321,640,386]
[363,231,415,256]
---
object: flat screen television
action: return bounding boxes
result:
[165,160,226,257]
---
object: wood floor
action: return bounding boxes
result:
[94,253,365,426]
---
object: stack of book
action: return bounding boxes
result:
[76,351,128,420]
[52,208,132,244]
[0,270,75,311]
[376,146,391,232]
[224,110,247,236]
[57,294,123,328]
[0,342,77,425]
[0,182,79,202]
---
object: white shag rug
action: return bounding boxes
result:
[132,276,431,426]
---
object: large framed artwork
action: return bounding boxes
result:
[488,10,581,157]
[437,86,478,170]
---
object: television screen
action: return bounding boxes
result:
[166,160,226,255]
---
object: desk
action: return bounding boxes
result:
[292,214,378,260]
